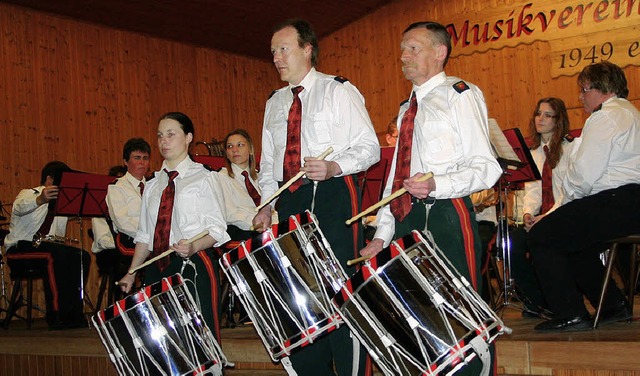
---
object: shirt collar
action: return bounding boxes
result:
[413,71,447,102]
[124,171,145,188]
[230,163,251,176]
[290,67,317,93]
[160,156,194,179]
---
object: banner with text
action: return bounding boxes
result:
[446,0,640,77]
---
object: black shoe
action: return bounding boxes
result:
[534,315,593,332]
[598,300,632,325]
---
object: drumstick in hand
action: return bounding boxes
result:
[345,172,434,225]
[346,255,370,266]
[128,230,209,274]
[256,146,334,211]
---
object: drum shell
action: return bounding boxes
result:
[220,212,346,360]
[93,274,223,375]
[333,231,505,376]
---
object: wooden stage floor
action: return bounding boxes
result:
[0,302,639,376]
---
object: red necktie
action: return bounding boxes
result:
[390,93,418,222]
[138,181,144,196]
[242,171,261,207]
[37,200,56,237]
[540,145,554,214]
[283,86,304,192]
[152,169,179,271]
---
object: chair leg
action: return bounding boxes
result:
[26,277,33,329]
[95,273,108,313]
[628,244,639,313]
[2,279,22,329]
[594,245,618,329]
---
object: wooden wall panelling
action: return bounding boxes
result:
[0,2,279,203]
[318,0,639,138]
[0,3,280,318]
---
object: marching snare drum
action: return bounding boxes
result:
[333,231,510,376]
[219,211,346,362]
[92,274,227,376]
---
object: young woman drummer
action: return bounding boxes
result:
[118,111,230,339]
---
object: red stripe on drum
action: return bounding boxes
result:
[362,264,373,282]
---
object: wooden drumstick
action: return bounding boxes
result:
[345,172,434,225]
[128,230,209,274]
[346,255,370,266]
[255,146,334,211]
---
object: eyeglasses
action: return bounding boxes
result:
[535,111,557,119]
[580,86,594,93]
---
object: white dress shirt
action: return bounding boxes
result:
[259,68,380,204]
[106,171,145,238]
[135,157,230,250]
[4,186,68,249]
[91,217,115,253]
[219,164,278,231]
[523,140,574,216]
[374,72,502,246]
[563,97,640,200]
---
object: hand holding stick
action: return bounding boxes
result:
[256,146,334,211]
[345,172,434,225]
[127,230,209,274]
[346,255,370,266]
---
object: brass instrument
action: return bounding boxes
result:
[195,138,226,156]
[32,232,80,248]
[471,188,499,213]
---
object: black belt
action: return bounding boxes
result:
[412,196,436,205]
[278,177,311,188]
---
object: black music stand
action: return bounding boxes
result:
[487,125,541,315]
[55,171,115,315]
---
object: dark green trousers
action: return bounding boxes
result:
[394,196,495,376]
[276,176,369,376]
[144,250,221,341]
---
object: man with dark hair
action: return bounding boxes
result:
[253,18,379,376]
[4,161,91,329]
[91,165,127,302]
[528,61,640,332]
[107,138,151,254]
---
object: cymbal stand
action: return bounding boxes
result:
[0,244,9,316]
[77,217,95,318]
[492,178,527,314]
[0,204,11,316]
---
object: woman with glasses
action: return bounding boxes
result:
[510,97,575,318]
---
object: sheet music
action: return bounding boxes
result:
[488,118,521,163]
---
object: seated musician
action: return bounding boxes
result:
[118,112,230,340]
[91,165,127,300]
[218,129,277,241]
[4,161,91,329]
[106,138,151,255]
[509,98,574,318]
[384,116,398,147]
[528,62,640,332]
